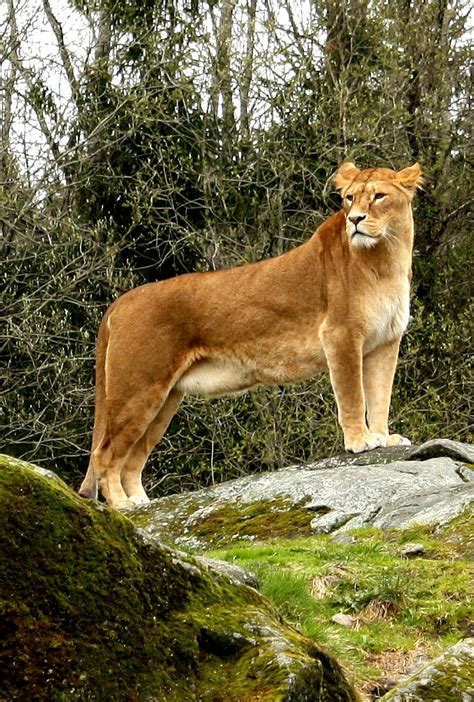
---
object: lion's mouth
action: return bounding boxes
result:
[350,229,380,248]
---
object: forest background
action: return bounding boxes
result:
[1,0,472,497]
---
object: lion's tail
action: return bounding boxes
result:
[78,309,111,499]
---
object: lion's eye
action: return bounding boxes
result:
[345,194,354,203]
[374,193,386,201]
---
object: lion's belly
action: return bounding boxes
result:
[176,338,326,398]
[254,339,327,385]
[176,359,256,397]
[364,289,410,353]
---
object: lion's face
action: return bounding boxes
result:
[333,163,423,249]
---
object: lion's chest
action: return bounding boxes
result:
[364,285,410,353]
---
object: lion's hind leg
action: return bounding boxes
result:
[91,437,130,509]
[92,389,170,509]
[120,388,184,505]
[78,462,99,500]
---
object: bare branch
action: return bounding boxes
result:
[42,0,81,109]
[93,8,112,65]
[1,0,20,180]
[240,0,257,141]
[210,0,236,155]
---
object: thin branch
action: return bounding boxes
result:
[240,0,257,142]
[1,0,20,180]
[42,0,82,110]
[93,8,112,65]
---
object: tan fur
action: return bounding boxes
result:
[79,162,423,509]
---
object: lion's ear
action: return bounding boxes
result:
[333,162,360,192]
[397,163,424,197]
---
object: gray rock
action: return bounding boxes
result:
[408,438,474,464]
[330,533,358,545]
[331,613,357,629]
[310,509,358,534]
[458,465,474,482]
[132,454,473,543]
[371,482,474,531]
[196,555,260,589]
[381,638,474,701]
[310,445,413,470]
[401,543,425,558]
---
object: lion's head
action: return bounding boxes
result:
[333,162,423,249]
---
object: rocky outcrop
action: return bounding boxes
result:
[0,455,359,702]
[381,638,474,701]
[2,440,472,701]
[129,440,473,549]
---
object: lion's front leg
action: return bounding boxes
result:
[322,329,386,453]
[363,338,411,448]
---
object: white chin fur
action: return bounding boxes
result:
[350,232,378,249]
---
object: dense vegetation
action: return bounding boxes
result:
[1,0,472,495]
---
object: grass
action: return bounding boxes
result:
[205,510,474,697]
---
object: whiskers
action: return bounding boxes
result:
[382,225,401,250]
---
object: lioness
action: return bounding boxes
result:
[79,162,423,509]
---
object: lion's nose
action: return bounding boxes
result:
[348,214,366,225]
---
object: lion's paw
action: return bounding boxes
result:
[126,494,151,507]
[113,495,151,510]
[111,495,150,510]
[345,432,387,454]
[386,433,411,447]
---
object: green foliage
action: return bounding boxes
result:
[392,240,474,444]
[2,215,136,476]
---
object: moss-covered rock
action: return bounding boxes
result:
[0,454,360,701]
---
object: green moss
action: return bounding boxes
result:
[132,494,316,549]
[441,504,474,559]
[382,642,474,700]
[0,456,199,700]
[0,456,359,701]
[189,497,315,547]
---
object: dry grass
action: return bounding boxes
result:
[362,644,430,698]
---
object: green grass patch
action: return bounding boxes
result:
[205,510,474,692]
